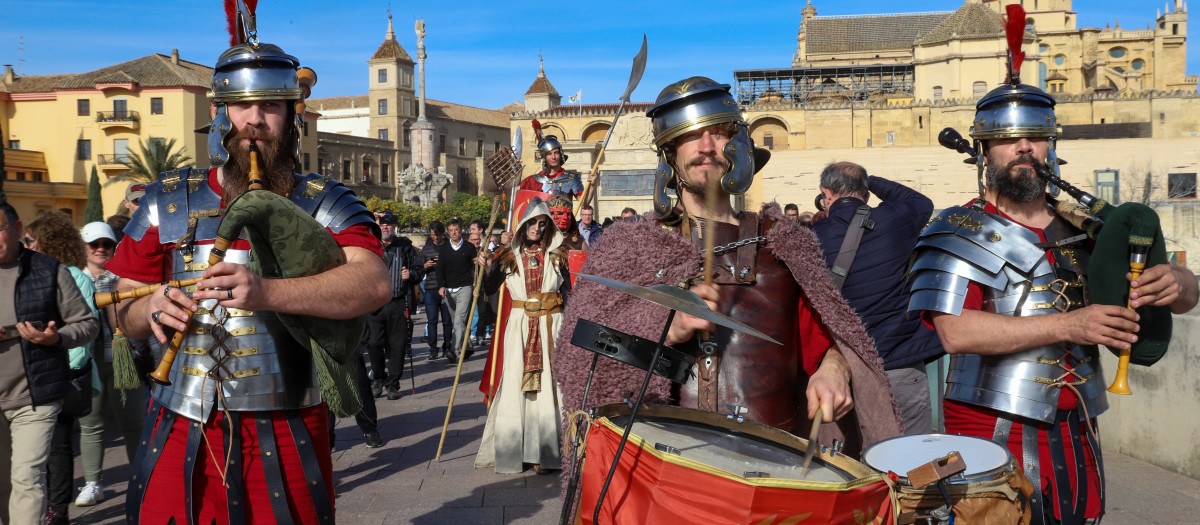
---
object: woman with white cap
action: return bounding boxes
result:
[75,222,145,508]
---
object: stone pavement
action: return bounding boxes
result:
[68,315,1200,524]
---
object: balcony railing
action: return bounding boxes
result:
[96,111,140,123]
[98,154,134,166]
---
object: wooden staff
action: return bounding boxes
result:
[434,145,521,461]
[435,195,505,461]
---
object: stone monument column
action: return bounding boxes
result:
[411,19,437,171]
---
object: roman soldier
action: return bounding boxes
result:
[107,2,388,523]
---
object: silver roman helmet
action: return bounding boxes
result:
[536,134,568,164]
[205,0,316,167]
[969,83,1062,171]
[645,76,769,218]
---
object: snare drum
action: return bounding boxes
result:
[862,434,1034,525]
[575,403,892,525]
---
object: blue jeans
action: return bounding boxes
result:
[423,282,452,349]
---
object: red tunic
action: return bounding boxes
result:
[934,201,1101,519]
[110,169,379,524]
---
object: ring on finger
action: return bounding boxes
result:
[163,284,173,297]
[151,310,163,325]
[227,288,234,300]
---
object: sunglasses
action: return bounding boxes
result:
[21,237,34,247]
[88,240,117,250]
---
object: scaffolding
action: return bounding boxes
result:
[733,64,915,106]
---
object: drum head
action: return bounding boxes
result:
[609,415,854,483]
[862,434,1012,483]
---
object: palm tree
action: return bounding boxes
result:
[106,137,194,186]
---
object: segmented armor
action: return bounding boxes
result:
[907,203,1108,424]
[126,168,375,422]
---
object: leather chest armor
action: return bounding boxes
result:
[907,205,1109,423]
[673,212,808,433]
[129,168,375,422]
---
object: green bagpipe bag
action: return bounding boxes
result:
[1086,202,1172,366]
[216,189,364,417]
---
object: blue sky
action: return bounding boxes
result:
[1,0,1194,110]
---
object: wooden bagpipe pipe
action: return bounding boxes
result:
[939,128,1172,395]
[98,147,365,416]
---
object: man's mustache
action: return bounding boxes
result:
[1005,154,1042,173]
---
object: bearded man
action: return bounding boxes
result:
[908,82,1197,525]
[553,78,902,471]
[107,16,389,524]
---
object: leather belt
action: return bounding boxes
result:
[511,292,563,317]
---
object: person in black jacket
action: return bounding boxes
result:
[436,218,477,364]
[0,202,99,524]
[369,214,425,400]
[419,221,454,359]
[811,162,945,434]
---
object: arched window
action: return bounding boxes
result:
[973,81,988,98]
[1132,59,1145,71]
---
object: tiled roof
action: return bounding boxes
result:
[525,72,559,96]
[309,94,370,111]
[372,38,414,63]
[427,98,509,128]
[53,53,212,90]
[0,73,75,94]
[805,12,952,54]
[917,3,1005,45]
[307,94,508,128]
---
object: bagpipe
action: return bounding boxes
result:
[97,147,364,416]
[939,128,1172,395]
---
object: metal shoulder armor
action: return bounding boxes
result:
[124,167,213,243]
[906,205,1044,316]
[289,173,378,235]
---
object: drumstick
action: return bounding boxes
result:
[801,406,823,477]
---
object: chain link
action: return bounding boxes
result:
[701,235,767,256]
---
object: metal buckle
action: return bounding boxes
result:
[522,297,542,314]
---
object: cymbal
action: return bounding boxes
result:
[574,273,781,345]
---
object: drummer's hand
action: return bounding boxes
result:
[194,262,265,312]
[667,283,719,345]
[500,231,512,246]
[807,347,853,423]
[145,282,198,344]
[475,252,489,267]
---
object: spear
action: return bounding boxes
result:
[573,35,648,215]
[435,134,522,461]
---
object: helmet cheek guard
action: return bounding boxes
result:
[652,159,676,218]
[721,126,756,195]
[208,104,235,167]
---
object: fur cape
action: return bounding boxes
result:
[553,203,904,470]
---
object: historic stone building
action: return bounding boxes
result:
[309,16,511,205]
[511,0,1199,263]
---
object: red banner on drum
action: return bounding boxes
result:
[578,418,896,525]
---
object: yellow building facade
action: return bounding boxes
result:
[1,51,321,224]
